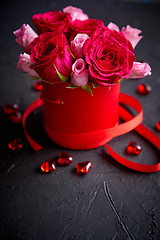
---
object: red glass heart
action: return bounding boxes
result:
[34,80,43,91]
[41,160,56,172]
[156,121,160,131]
[8,138,23,150]
[9,112,22,124]
[126,141,142,155]
[3,104,19,115]
[58,152,73,165]
[137,84,151,95]
[76,161,93,174]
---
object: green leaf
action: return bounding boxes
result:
[66,84,78,89]
[29,75,56,85]
[54,64,69,83]
[28,76,55,85]
[81,84,93,96]
[92,82,99,88]
[117,78,124,84]
[28,76,40,80]
[40,78,56,85]
[67,47,75,60]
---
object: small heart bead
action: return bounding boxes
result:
[137,84,151,95]
[41,160,56,173]
[34,80,43,91]
[58,152,73,165]
[8,138,23,150]
[156,121,160,131]
[9,112,22,124]
[126,141,142,155]
[3,104,19,115]
[76,161,93,174]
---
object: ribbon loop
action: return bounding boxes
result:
[22,93,160,172]
[22,98,43,151]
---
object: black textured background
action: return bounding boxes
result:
[0,0,160,239]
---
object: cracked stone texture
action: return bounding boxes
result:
[0,0,160,239]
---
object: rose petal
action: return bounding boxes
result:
[107,22,119,32]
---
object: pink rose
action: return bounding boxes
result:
[128,62,151,79]
[107,22,119,32]
[29,32,72,84]
[32,11,71,34]
[69,19,104,41]
[83,28,135,86]
[13,24,38,53]
[17,53,39,77]
[71,33,89,59]
[121,25,143,49]
[63,6,88,21]
[71,59,89,86]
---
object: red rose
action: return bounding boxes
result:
[29,32,72,84]
[32,11,71,34]
[69,19,104,40]
[83,28,135,86]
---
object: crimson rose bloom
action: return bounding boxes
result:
[29,32,72,84]
[83,28,135,86]
[32,11,71,34]
[69,19,104,40]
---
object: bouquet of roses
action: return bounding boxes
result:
[14,6,151,94]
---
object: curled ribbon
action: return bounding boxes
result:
[22,93,160,173]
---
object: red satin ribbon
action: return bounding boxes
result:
[22,93,160,172]
[22,98,43,151]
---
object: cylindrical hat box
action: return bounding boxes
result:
[41,82,120,149]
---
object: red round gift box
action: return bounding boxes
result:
[41,82,120,150]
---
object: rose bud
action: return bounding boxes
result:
[128,62,151,79]
[63,6,88,21]
[71,59,89,86]
[71,33,89,59]
[13,24,38,53]
[17,53,39,77]
[121,25,143,49]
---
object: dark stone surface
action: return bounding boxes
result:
[0,0,160,239]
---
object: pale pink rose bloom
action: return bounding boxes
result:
[17,53,39,77]
[71,33,89,59]
[107,22,119,32]
[63,6,88,21]
[121,25,143,49]
[71,59,89,86]
[14,24,38,53]
[128,62,151,79]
